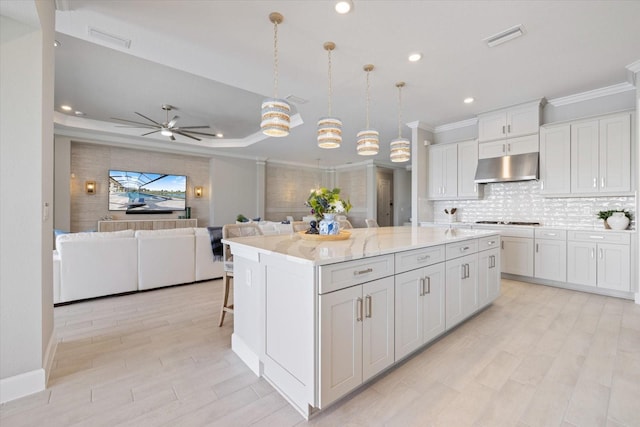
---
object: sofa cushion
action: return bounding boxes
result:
[136,230,195,290]
[135,228,194,238]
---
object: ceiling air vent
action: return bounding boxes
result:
[88,27,132,49]
[484,24,525,47]
[285,94,308,104]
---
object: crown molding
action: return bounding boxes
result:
[406,121,434,132]
[434,117,478,134]
[626,59,640,74]
[547,82,635,107]
[626,60,640,86]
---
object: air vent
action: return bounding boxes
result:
[484,24,525,47]
[285,94,308,104]
[88,27,132,49]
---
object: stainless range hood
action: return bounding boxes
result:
[474,152,539,184]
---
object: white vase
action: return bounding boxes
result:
[606,212,629,230]
[319,213,339,235]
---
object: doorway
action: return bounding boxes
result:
[376,169,394,226]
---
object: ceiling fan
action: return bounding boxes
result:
[111,104,222,141]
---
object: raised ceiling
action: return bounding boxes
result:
[53,0,640,166]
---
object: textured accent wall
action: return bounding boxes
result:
[70,142,210,232]
[265,163,320,221]
[433,180,635,229]
[336,166,368,227]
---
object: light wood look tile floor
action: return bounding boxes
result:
[2,279,639,426]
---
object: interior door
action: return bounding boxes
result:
[376,171,393,226]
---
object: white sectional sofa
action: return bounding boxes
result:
[53,227,224,304]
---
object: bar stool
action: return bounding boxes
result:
[219,223,263,326]
[365,218,379,228]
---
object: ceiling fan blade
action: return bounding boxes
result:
[175,130,201,141]
[141,129,161,136]
[115,124,157,129]
[177,125,211,129]
[134,112,162,126]
[168,115,180,128]
[179,130,220,137]
[170,135,176,141]
[111,117,161,128]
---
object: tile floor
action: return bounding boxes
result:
[1,279,639,426]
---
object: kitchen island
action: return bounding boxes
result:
[223,226,501,418]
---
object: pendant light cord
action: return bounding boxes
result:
[273,20,279,98]
[365,69,371,128]
[327,48,333,116]
[397,84,402,138]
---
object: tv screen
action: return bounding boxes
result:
[108,170,187,213]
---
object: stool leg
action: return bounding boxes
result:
[219,274,231,326]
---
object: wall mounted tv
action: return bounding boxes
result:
[108,170,186,213]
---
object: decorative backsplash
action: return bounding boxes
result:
[433,181,636,229]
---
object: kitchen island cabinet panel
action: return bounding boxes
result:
[445,253,478,329]
[478,247,500,308]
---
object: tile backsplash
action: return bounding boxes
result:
[433,181,636,229]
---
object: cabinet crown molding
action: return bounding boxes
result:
[547,82,634,107]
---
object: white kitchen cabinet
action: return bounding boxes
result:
[457,139,482,199]
[428,144,457,199]
[478,101,541,143]
[570,113,631,194]
[394,263,445,361]
[478,247,500,308]
[445,253,478,329]
[566,231,631,292]
[539,124,571,195]
[501,236,534,277]
[319,276,394,407]
[534,235,567,282]
[478,134,539,159]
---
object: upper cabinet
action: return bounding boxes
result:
[478,134,539,159]
[428,140,482,201]
[540,111,632,197]
[478,100,542,143]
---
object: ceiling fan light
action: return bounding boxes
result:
[161,128,173,136]
[317,117,342,149]
[356,129,379,156]
[261,98,291,137]
[390,137,411,162]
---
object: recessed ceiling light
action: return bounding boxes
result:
[464,97,475,104]
[335,1,353,14]
[60,105,72,111]
[215,133,224,138]
[54,40,61,47]
[408,53,422,62]
[74,111,85,116]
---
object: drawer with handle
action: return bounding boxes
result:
[395,245,445,274]
[445,239,478,260]
[319,254,394,294]
[567,230,630,244]
[478,235,500,251]
[534,229,567,241]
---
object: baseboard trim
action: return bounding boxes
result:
[44,330,58,385]
[0,369,45,404]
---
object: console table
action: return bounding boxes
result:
[97,218,197,232]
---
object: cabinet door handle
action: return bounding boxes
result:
[419,277,424,296]
[502,143,506,153]
[501,241,504,249]
[417,255,430,262]
[461,265,466,280]
[491,255,496,268]
[508,124,511,133]
[593,178,597,188]
[507,143,511,152]
[546,233,557,236]
[460,246,470,252]
[466,264,470,278]
[591,249,595,259]
[536,243,539,253]
[474,183,478,193]
[424,276,431,294]
[601,177,605,188]
[540,180,544,190]
[502,125,506,135]
[599,248,603,259]
[354,268,373,276]
[365,295,372,318]
[487,240,496,245]
[356,297,363,322]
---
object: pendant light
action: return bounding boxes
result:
[317,42,342,149]
[261,12,290,137]
[390,82,411,162]
[357,64,379,156]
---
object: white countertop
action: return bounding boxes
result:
[421,221,636,233]
[223,226,499,266]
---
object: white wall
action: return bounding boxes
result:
[53,137,71,232]
[210,156,259,225]
[0,0,55,403]
[393,167,411,225]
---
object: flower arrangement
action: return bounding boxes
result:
[306,187,352,221]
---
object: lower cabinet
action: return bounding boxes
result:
[478,248,500,307]
[534,239,567,282]
[445,253,478,329]
[394,263,445,361]
[567,241,630,291]
[319,276,394,407]
[501,236,534,276]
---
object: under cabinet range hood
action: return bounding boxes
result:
[474,152,539,184]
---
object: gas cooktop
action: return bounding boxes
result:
[475,221,541,226]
